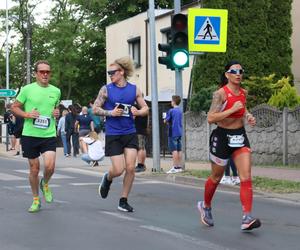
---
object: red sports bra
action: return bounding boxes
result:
[221,85,246,118]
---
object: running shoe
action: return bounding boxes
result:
[118,198,134,212]
[28,197,41,213]
[40,178,53,203]
[98,172,112,199]
[241,214,261,231]
[135,164,146,173]
[166,166,183,174]
[232,176,241,185]
[220,176,233,185]
[197,201,214,227]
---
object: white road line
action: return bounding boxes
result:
[14,170,75,179]
[140,225,232,250]
[134,180,165,185]
[16,184,61,189]
[0,173,26,181]
[69,183,99,186]
[100,211,141,222]
[59,167,102,177]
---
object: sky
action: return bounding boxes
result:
[0,0,53,48]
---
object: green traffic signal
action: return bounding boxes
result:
[172,49,189,68]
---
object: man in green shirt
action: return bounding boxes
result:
[11,60,61,213]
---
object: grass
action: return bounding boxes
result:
[182,170,300,193]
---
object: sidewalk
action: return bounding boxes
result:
[1,143,299,182]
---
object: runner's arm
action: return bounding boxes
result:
[11,100,39,119]
[92,86,112,116]
[131,87,149,117]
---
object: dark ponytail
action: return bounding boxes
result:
[219,60,242,87]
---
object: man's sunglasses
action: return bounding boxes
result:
[107,69,119,76]
[37,70,51,75]
[226,69,244,75]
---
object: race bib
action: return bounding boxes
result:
[33,115,51,129]
[227,134,245,148]
[116,103,131,117]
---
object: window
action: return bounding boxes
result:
[128,37,141,68]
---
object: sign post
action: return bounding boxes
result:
[0,89,17,97]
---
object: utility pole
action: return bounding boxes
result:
[26,14,32,84]
[5,0,10,104]
[148,0,161,171]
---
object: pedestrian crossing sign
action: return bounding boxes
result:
[188,8,228,53]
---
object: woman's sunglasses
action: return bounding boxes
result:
[226,69,244,75]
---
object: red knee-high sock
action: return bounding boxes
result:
[204,177,218,207]
[240,179,253,214]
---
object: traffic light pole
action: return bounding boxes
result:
[148,0,161,172]
[174,0,185,169]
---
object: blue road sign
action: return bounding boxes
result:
[0,89,17,97]
[194,16,221,45]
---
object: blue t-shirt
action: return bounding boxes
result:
[103,82,136,135]
[76,114,93,130]
[165,106,182,137]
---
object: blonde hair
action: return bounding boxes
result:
[88,131,99,141]
[62,110,68,116]
[111,56,134,79]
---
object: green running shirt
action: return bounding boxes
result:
[16,82,61,138]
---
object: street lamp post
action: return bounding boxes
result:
[6,0,10,103]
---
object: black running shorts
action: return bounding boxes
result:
[209,126,251,167]
[105,134,138,156]
[21,136,57,159]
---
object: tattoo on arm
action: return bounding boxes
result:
[209,91,223,113]
[93,86,111,116]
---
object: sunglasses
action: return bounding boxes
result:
[38,70,51,75]
[107,69,119,76]
[226,69,244,75]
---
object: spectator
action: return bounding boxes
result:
[57,109,69,157]
[65,105,79,157]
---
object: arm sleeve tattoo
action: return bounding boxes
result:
[209,91,223,113]
[93,86,112,116]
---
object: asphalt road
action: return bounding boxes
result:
[0,157,299,250]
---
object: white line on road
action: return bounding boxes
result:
[100,211,141,222]
[69,183,99,186]
[14,170,75,179]
[0,173,26,181]
[59,168,102,177]
[140,225,232,250]
[16,184,61,189]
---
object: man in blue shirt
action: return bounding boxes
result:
[164,95,183,173]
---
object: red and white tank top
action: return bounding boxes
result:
[221,85,246,118]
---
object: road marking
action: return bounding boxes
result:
[140,225,232,250]
[16,184,61,189]
[100,211,141,222]
[14,170,75,179]
[69,182,99,186]
[59,167,102,177]
[0,173,26,181]
[134,180,165,185]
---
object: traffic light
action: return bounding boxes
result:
[170,13,189,69]
[158,43,174,70]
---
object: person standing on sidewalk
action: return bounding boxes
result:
[197,60,261,231]
[134,100,149,173]
[11,60,61,213]
[93,56,149,212]
[164,95,183,174]
[57,109,69,157]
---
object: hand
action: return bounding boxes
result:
[231,101,244,113]
[52,108,60,118]
[111,106,123,117]
[131,106,139,116]
[247,114,256,127]
[26,108,40,119]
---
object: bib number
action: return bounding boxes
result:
[33,116,50,129]
[116,103,131,117]
[227,134,245,147]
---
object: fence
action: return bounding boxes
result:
[185,104,300,165]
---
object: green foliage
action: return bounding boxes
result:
[188,85,216,112]
[242,74,275,109]
[191,0,293,108]
[268,78,300,110]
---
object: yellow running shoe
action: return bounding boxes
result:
[28,197,41,213]
[40,178,53,203]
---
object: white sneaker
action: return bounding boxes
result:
[220,176,233,185]
[166,166,183,174]
[232,176,240,185]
